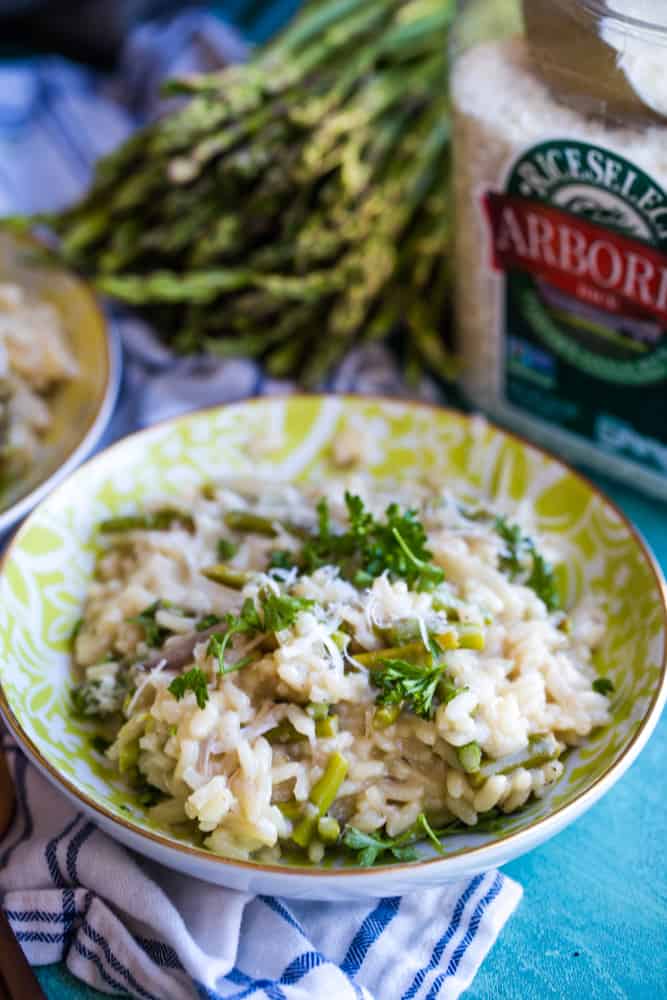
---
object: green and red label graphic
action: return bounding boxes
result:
[485,139,667,477]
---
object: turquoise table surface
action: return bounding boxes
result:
[33,473,667,1000]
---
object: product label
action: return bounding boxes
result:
[485,138,667,477]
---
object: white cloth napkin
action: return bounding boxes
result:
[0,10,522,999]
[1,734,521,1000]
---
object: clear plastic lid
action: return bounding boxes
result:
[523,0,667,124]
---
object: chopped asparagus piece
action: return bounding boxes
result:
[292,751,348,848]
[224,510,279,537]
[354,642,429,668]
[457,741,482,774]
[277,800,303,821]
[265,720,307,745]
[317,815,341,844]
[456,626,485,651]
[118,738,140,774]
[373,703,402,729]
[315,715,339,738]
[306,702,330,720]
[225,509,311,539]
[201,564,251,589]
[468,735,561,788]
[99,509,194,533]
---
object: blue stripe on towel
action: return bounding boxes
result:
[81,920,162,1000]
[401,874,486,1000]
[224,977,288,1000]
[73,938,143,997]
[62,887,77,944]
[16,930,66,944]
[446,873,503,976]
[6,908,70,923]
[260,895,308,938]
[279,950,326,984]
[136,935,184,970]
[66,820,95,883]
[341,896,401,978]
[45,814,82,888]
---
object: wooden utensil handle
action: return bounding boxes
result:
[0,749,47,998]
[0,907,47,1000]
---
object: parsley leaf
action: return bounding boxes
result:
[494,516,527,578]
[494,516,560,611]
[416,813,446,855]
[207,597,262,673]
[129,601,173,648]
[205,592,311,674]
[342,813,445,866]
[168,667,209,709]
[217,538,238,560]
[207,633,256,674]
[299,494,444,592]
[262,593,313,632]
[527,552,560,611]
[137,783,165,808]
[592,677,614,696]
[196,613,223,631]
[437,676,466,704]
[269,550,295,571]
[373,657,445,719]
[342,826,419,866]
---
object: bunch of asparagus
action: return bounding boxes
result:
[20,0,457,384]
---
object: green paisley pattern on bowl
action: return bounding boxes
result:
[0,396,664,866]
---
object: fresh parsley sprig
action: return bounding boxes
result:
[526,552,560,613]
[206,592,314,674]
[371,639,465,720]
[373,658,445,719]
[343,814,446,867]
[276,493,445,593]
[262,592,314,632]
[207,597,262,674]
[130,600,172,648]
[494,515,560,611]
[342,826,418,866]
[168,667,209,709]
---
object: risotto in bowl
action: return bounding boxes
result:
[0,231,120,534]
[0,397,664,899]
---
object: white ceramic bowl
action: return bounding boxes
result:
[0,396,665,899]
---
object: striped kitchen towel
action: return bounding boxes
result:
[0,9,522,999]
[1,734,521,1000]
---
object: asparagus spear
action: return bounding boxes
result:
[468,735,561,788]
[7,0,457,386]
[99,509,195,533]
[291,751,349,848]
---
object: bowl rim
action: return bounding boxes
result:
[0,250,122,536]
[0,393,665,879]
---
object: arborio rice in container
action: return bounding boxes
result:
[451,1,667,500]
[71,476,613,866]
[0,282,78,485]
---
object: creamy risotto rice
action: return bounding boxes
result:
[72,478,612,865]
[0,282,78,485]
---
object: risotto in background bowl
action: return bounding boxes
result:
[0,231,120,535]
[0,396,664,900]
